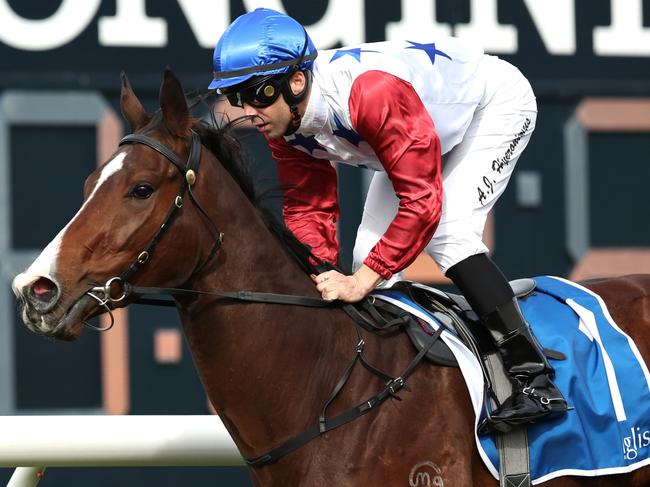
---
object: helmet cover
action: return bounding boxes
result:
[209,8,317,90]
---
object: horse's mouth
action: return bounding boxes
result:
[20,293,99,341]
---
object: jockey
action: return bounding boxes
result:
[209,8,568,433]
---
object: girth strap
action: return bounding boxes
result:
[484,351,531,487]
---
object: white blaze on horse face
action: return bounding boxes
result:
[12,152,128,297]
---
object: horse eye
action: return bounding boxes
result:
[131,184,154,199]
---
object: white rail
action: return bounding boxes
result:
[7,467,44,487]
[0,415,243,487]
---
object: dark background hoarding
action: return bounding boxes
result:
[1,0,649,95]
[1,1,649,486]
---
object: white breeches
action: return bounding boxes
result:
[353,56,537,285]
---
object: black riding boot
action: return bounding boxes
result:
[446,253,568,434]
[478,298,568,434]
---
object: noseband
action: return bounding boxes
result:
[85,130,224,330]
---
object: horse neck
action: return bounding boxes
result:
[193,149,314,293]
[178,149,354,458]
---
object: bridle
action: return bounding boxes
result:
[84,129,224,330]
[83,129,328,331]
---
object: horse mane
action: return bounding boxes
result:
[163,105,328,276]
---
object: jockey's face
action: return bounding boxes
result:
[241,71,308,139]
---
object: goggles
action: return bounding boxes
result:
[223,76,284,108]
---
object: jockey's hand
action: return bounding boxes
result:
[311,265,383,303]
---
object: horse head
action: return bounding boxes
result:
[12,70,218,341]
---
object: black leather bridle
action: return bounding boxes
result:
[118,130,220,283]
[84,129,329,330]
[84,130,222,328]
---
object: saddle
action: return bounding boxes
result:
[364,279,564,368]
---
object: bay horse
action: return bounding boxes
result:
[12,69,650,486]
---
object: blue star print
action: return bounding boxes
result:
[332,113,363,147]
[330,48,377,63]
[287,134,327,154]
[405,41,452,64]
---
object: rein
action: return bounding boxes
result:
[83,131,443,468]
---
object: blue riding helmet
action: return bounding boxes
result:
[209,8,317,91]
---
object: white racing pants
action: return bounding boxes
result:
[353,55,537,285]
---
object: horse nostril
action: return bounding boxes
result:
[29,277,59,307]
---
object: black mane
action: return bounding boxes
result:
[190,117,327,276]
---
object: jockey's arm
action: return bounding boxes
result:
[269,137,340,266]
[313,71,444,303]
[349,70,443,281]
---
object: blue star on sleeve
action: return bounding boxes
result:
[332,113,363,147]
[330,48,377,63]
[287,133,328,154]
[405,41,452,64]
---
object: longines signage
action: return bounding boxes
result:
[0,0,648,91]
[1,0,649,55]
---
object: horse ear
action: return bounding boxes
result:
[120,71,150,132]
[160,68,191,137]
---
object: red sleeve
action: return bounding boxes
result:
[349,70,443,279]
[267,136,340,265]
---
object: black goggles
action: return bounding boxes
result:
[223,76,284,108]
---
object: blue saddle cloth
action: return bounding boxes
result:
[373,276,650,483]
